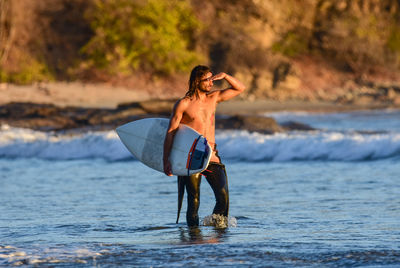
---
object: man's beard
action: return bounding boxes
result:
[198,87,210,93]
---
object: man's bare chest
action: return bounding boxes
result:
[184,103,215,123]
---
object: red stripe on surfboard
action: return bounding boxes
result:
[186,139,197,169]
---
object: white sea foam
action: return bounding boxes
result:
[0,244,101,266]
[0,125,399,161]
[216,130,400,161]
[202,214,237,228]
[0,125,131,161]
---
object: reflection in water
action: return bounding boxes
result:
[179,227,228,245]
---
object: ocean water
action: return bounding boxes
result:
[1,110,400,267]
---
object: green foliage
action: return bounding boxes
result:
[386,25,400,66]
[387,26,400,53]
[271,31,309,57]
[311,1,400,74]
[349,15,381,42]
[83,0,203,76]
[0,57,54,84]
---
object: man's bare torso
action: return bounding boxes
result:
[163,70,245,176]
[180,93,219,162]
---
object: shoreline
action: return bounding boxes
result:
[1,82,399,132]
[1,82,399,114]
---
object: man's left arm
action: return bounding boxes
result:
[211,73,246,102]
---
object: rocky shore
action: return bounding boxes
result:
[0,100,318,134]
[1,81,399,134]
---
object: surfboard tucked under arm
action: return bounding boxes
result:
[116,118,212,176]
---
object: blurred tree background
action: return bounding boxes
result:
[82,0,201,76]
[1,0,400,100]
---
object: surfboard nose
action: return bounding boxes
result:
[115,125,129,141]
[116,123,131,135]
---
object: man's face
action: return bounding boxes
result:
[198,72,213,92]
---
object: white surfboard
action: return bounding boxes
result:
[116,118,212,176]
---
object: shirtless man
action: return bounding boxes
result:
[163,65,245,227]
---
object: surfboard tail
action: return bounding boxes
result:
[176,177,185,224]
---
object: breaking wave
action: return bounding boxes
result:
[1,124,399,162]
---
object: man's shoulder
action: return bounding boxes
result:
[182,95,192,101]
[177,96,192,105]
[173,96,191,110]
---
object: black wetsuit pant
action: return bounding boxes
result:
[178,162,229,227]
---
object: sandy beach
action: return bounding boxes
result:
[0,82,153,109]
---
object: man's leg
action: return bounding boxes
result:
[183,173,202,226]
[204,163,229,216]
